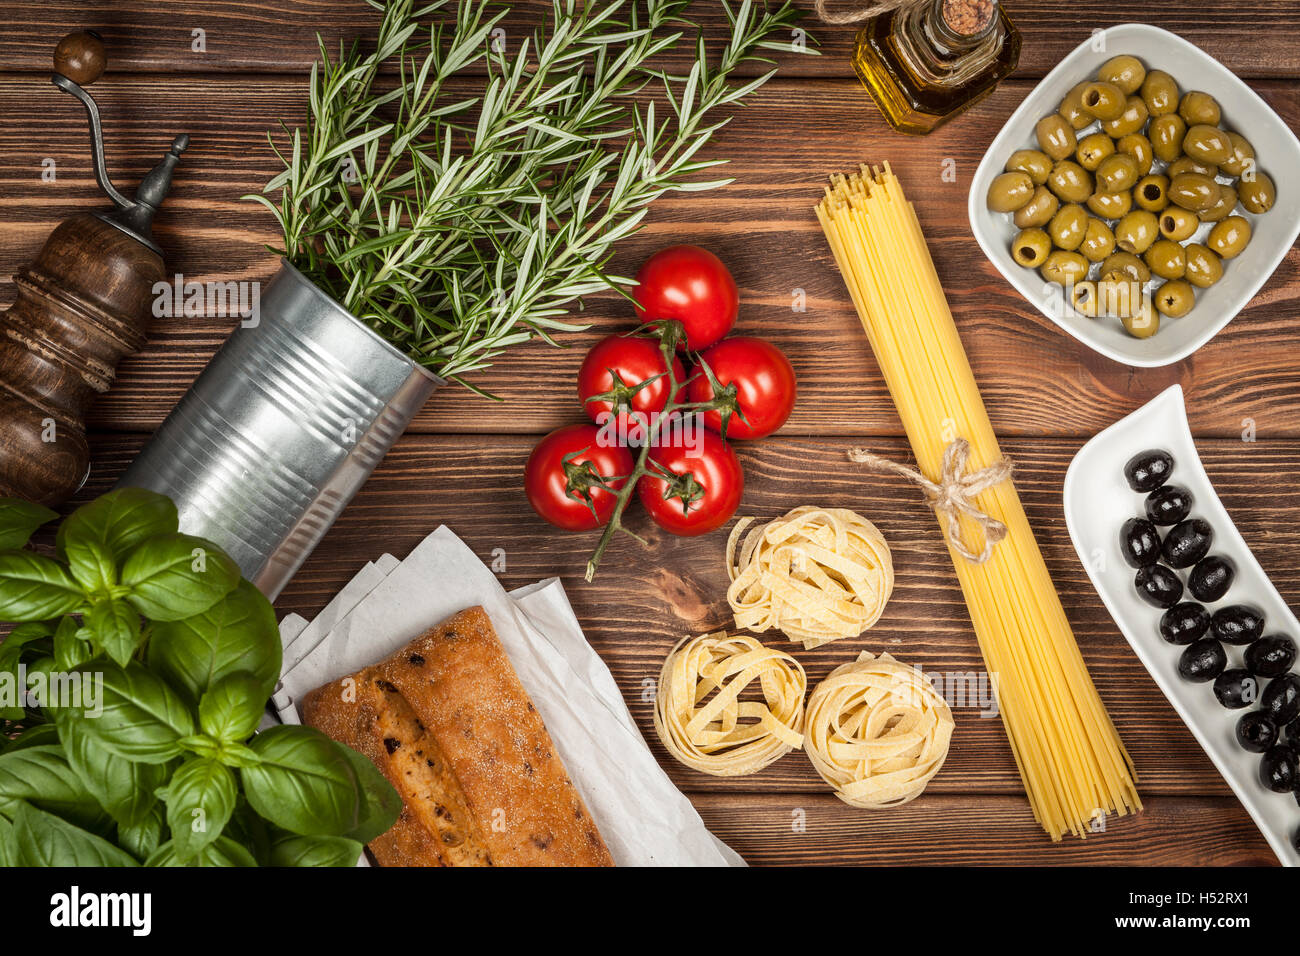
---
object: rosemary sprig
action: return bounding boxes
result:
[245,0,814,392]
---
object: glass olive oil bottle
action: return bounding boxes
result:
[853,0,1021,134]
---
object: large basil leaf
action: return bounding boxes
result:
[65,662,195,764]
[241,726,362,837]
[148,579,281,704]
[63,536,117,596]
[198,672,266,743]
[117,805,163,862]
[12,801,138,866]
[163,756,236,861]
[0,499,58,550]
[0,552,86,620]
[58,711,166,828]
[0,622,53,720]
[85,599,143,667]
[0,745,106,831]
[121,534,240,622]
[269,832,363,867]
[146,834,257,867]
[57,487,178,561]
[337,744,402,844]
[0,722,59,754]
[52,615,92,671]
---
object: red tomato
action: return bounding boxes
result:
[637,426,743,536]
[632,245,739,351]
[577,335,686,439]
[524,424,634,531]
[688,336,797,440]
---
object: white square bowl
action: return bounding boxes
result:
[968,23,1300,367]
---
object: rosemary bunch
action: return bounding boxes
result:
[245,0,813,392]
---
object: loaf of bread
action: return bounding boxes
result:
[300,605,614,867]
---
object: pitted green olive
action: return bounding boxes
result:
[1006,148,1054,185]
[1011,228,1052,268]
[1058,82,1095,131]
[1168,156,1217,178]
[1238,171,1275,214]
[1096,153,1139,192]
[1144,238,1187,280]
[1207,215,1252,259]
[1149,114,1187,163]
[1102,95,1149,138]
[1121,298,1160,338]
[1179,90,1222,126]
[1076,132,1115,171]
[1159,206,1199,241]
[1141,69,1180,116]
[1087,188,1131,219]
[1047,160,1093,203]
[1097,275,1144,318]
[1081,81,1127,120]
[1219,132,1255,177]
[1115,210,1160,255]
[1134,174,1170,212]
[1168,173,1221,211]
[1098,55,1146,95]
[1048,203,1089,251]
[1102,250,1151,284]
[1079,217,1116,262]
[1184,243,1224,288]
[1154,279,1196,318]
[1116,133,1154,176]
[1040,250,1090,286]
[987,171,1037,212]
[1070,279,1100,317]
[1198,183,1237,223]
[1036,114,1077,161]
[1183,125,1233,165]
[1013,186,1060,228]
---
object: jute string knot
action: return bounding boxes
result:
[847,439,1012,564]
[813,0,916,24]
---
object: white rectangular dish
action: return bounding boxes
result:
[969,24,1300,367]
[1064,384,1299,865]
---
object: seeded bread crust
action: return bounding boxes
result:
[300,605,614,867]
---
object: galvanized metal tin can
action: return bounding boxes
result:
[117,260,441,600]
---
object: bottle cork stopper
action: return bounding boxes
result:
[54,30,106,86]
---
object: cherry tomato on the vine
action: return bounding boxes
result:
[632,245,739,351]
[637,426,743,536]
[577,334,686,439]
[524,424,634,532]
[688,336,797,440]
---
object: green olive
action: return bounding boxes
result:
[1040,250,1090,286]
[1087,188,1132,219]
[1048,203,1089,251]
[1183,125,1233,165]
[1207,215,1252,259]
[1198,183,1238,223]
[1238,170,1275,214]
[1006,148,1054,185]
[1184,243,1224,288]
[1101,95,1149,138]
[1011,228,1052,268]
[1116,133,1154,176]
[1133,174,1170,212]
[1149,114,1187,163]
[1013,186,1060,228]
[1079,217,1116,262]
[1140,69,1180,117]
[1219,132,1255,178]
[1071,279,1100,317]
[1168,156,1218,179]
[987,171,1037,212]
[1153,279,1196,318]
[1144,238,1187,280]
[1102,251,1151,284]
[1097,275,1144,318]
[1096,153,1139,193]
[1081,81,1127,121]
[1122,299,1161,339]
[1036,114,1077,161]
[1076,132,1115,171]
[1047,160,1093,203]
[1058,82,1096,131]
[1168,173,1221,211]
[1114,210,1160,255]
[1098,55,1147,95]
[1159,207,1199,242]
[1179,90,1222,127]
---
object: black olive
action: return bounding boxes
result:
[1124,449,1174,492]
[1236,711,1278,753]
[1145,484,1193,525]
[1287,715,1300,744]
[1119,517,1162,568]
[1135,565,1183,608]
[1259,744,1297,793]
[1188,555,1234,602]
[1178,637,1227,682]
[1159,602,1210,645]
[1212,605,1265,646]
[1260,673,1300,726]
[1212,668,1260,709]
[1160,518,1213,568]
[1244,635,1298,678]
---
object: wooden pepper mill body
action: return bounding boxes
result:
[0,215,163,504]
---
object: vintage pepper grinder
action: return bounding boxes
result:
[0,31,188,505]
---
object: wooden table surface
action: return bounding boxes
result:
[3,0,1297,866]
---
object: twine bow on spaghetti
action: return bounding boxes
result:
[847,439,1013,564]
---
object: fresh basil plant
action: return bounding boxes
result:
[0,489,401,866]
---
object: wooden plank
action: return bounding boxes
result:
[2,77,1298,438]
[692,793,1277,865]
[76,432,1300,800]
[0,1,1297,79]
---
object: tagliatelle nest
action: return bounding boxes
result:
[726,506,894,650]
[652,632,807,777]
